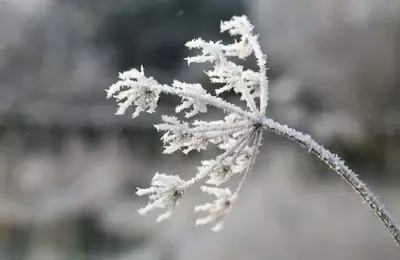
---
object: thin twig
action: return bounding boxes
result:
[261,117,400,245]
[233,128,263,198]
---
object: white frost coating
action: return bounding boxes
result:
[201,130,256,187]
[106,66,161,118]
[136,172,186,222]
[154,114,253,155]
[186,129,255,187]
[106,15,400,244]
[172,80,208,118]
[220,16,269,116]
[195,186,234,231]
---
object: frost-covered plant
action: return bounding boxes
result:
[106,15,400,244]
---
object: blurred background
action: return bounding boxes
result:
[0,0,400,259]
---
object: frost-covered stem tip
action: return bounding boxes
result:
[261,118,400,245]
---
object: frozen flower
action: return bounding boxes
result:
[104,15,400,243]
[136,173,186,222]
[198,159,233,186]
[195,186,235,231]
[199,155,249,186]
[106,66,161,118]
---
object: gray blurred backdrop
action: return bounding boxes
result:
[0,0,400,259]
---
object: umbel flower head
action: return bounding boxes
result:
[107,15,266,228]
[106,15,400,244]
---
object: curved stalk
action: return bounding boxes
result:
[261,117,400,245]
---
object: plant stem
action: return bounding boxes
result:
[261,117,400,245]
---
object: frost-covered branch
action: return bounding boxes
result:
[105,15,400,245]
[106,68,254,120]
[261,118,400,245]
[220,16,269,115]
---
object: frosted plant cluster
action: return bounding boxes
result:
[106,16,400,244]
